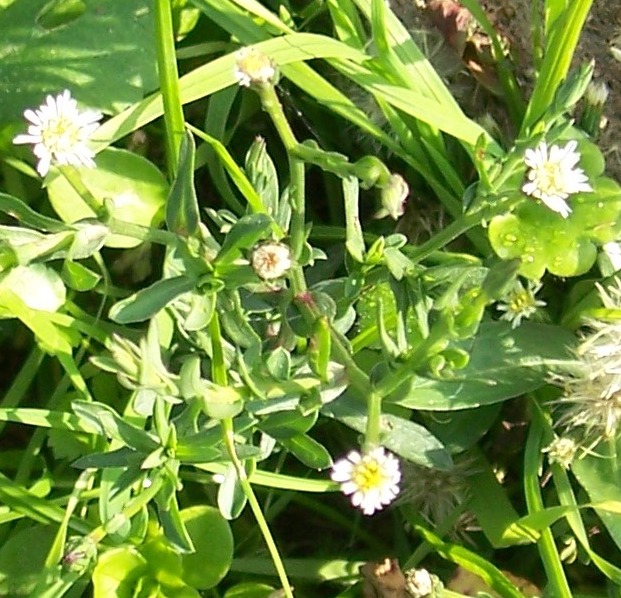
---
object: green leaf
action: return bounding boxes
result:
[0,525,57,596]
[259,409,318,439]
[521,0,593,131]
[391,322,576,410]
[490,175,621,279]
[245,137,279,217]
[175,433,221,464]
[322,394,452,469]
[72,447,141,470]
[92,546,148,598]
[71,401,159,452]
[0,264,66,315]
[343,176,364,262]
[425,404,502,453]
[47,148,168,249]
[0,193,69,233]
[573,444,621,553]
[0,0,157,120]
[265,347,291,381]
[0,407,99,433]
[214,213,274,266]
[156,480,195,554]
[180,506,234,589]
[62,260,101,291]
[279,434,333,470]
[217,463,248,520]
[467,452,538,547]
[109,276,196,324]
[92,32,367,152]
[167,130,200,237]
[0,290,73,354]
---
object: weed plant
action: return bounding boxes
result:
[0,0,620,596]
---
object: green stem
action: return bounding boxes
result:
[59,165,103,216]
[0,346,44,437]
[255,83,388,448]
[105,216,180,247]
[154,0,185,178]
[524,415,572,597]
[221,420,294,597]
[256,84,306,261]
[59,165,181,247]
[363,391,382,450]
[209,311,294,597]
[87,475,163,544]
[406,194,520,265]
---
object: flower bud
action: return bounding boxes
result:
[378,173,409,220]
[62,535,97,574]
[586,80,609,107]
[234,47,277,87]
[251,242,291,280]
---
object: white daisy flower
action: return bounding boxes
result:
[497,279,546,329]
[13,90,102,177]
[233,47,277,88]
[251,242,291,280]
[522,140,593,218]
[331,447,401,516]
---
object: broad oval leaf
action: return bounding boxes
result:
[180,505,234,589]
[47,148,167,248]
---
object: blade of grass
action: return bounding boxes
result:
[521,0,593,133]
[524,409,572,597]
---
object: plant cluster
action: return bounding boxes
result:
[0,0,620,597]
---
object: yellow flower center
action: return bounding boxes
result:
[508,289,534,313]
[352,459,385,491]
[42,117,80,153]
[533,162,564,196]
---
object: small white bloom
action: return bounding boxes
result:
[251,242,291,280]
[542,436,578,469]
[405,568,435,598]
[13,90,102,177]
[522,140,593,218]
[234,47,277,87]
[331,447,401,516]
[586,81,609,107]
[497,279,546,329]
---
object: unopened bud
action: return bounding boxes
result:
[586,80,609,107]
[378,174,409,220]
[62,535,97,574]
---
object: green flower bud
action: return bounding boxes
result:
[62,535,97,574]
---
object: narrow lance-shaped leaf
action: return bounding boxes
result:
[109,276,196,324]
[343,176,364,262]
[214,213,274,266]
[167,130,200,237]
